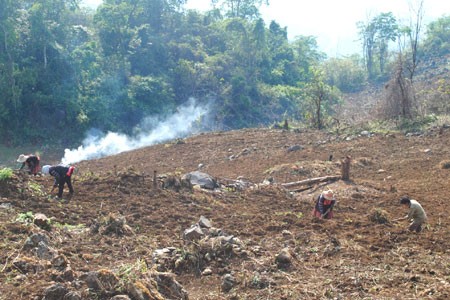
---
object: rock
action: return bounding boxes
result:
[63,291,81,300]
[35,241,57,260]
[0,202,12,209]
[221,274,236,293]
[181,171,218,189]
[82,269,120,293]
[239,148,251,156]
[42,283,68,300]
[110,296,132,300]
[275,248,292,267]
[154,272,188,300]
[23,233,49,251]
[198,216,212,228]
[287,144,303,152]
[61,267,75,282]
[202,268,213,276]
[128,280,164,300]
[13,274,27,283]
[33,213,51,230]
[13,256,46,274]
[183,225,204,241]
[101,214,134,236]
[281,230,292,237]
[51,255,69,270]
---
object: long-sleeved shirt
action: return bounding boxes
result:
[49,165,70,186]
[20,155,39,171]
[315,194,336,215]
[406,199,427,223]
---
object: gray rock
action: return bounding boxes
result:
[0,202,12,209]
[23,233,49,250]
[182,171,218,189]
[35,241,57,260]
[198,216,212,228]
[43,283,68,300]
[221,274,236,293]
[287,145,302,152]
[63,291,82,300]
[183,225,205,241]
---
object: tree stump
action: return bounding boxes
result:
[341,156,351,181]
[153,170,158,189]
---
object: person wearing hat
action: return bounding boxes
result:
[313,190,336,219]
[42,164,75,198]
[394,196,427,232]
[17,154,41,175]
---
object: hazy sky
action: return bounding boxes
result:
[83,0,450,56]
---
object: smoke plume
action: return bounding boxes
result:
[61,99,209,164]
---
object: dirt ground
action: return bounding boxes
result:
[1,127,449,299]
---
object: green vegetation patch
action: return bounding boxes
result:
[0,168,13,181]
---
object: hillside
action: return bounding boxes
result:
[0,128,449,299]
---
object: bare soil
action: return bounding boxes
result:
[1,128,449,299]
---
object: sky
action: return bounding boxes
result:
[82,0,450,56]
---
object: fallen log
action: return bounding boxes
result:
[281,175,340,188]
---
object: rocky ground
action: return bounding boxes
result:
[1,127,449,300]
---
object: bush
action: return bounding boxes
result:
[397,114,438,132]
[0,168,13,181]
[368,208,390,224]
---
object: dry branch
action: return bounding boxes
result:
[281,175,340,188]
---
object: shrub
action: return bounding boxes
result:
[0,168,13,181]
[368,208,390,224]
[16,211,34,224]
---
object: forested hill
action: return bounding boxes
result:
[1,0,449,147]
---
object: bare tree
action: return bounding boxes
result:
[384,0,425,120]
[406,0,425,82]
[383,61,413,118]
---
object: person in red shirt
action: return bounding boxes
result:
[17,154,40,175]
[313,190,336,219]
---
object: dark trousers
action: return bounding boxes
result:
[57,176,74,198]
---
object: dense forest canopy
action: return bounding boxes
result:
[0,0,449,147]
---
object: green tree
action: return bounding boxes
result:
[291,36,325,82]
[423,15,450,56]
[211,0,269,20]
[0,0,22,138]
[374,12,398,75]
[303,67,340,129]
[358,12,398,80]
[323,54,366,93]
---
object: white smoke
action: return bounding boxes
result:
[61,99,209,164]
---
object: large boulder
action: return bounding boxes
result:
[181,171,218,190]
